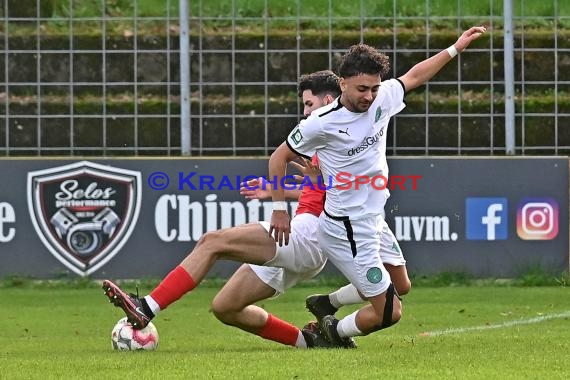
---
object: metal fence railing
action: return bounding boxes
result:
[1,0,569,156]
[1,0,180,156]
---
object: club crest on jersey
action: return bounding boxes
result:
[290,127,303,145]
[366,267,383,284]
[27,161,142,277]
[391,242,401,254]
[374,107,382,122]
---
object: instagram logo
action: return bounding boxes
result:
[516,198,559,240]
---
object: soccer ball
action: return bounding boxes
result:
[111,317,159,351]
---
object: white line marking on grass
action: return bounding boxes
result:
[419,310,570,337]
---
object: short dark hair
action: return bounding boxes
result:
[338,44,390,79]
[298,70,341,98]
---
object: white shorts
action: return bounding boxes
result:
[249,213,327,295]
[318,213,392,298]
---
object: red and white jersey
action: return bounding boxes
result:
[286,78,405,220]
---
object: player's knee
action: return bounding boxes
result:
[196,230,225,252]
[196,230,217,246]
[210,295,226,319]
[371,298,401,331]
[210,296,238,324]
[372,283,402,331]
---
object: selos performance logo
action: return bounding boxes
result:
[27,161,142,276]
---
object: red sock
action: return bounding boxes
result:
[150,266,196,310]
[258,314,300,346]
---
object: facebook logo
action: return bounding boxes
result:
[465,198,508,240]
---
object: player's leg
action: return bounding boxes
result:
[320,277,402,344]
[179,222,278,279]
[211,264,278,334]
[306,267,407,320]
[305,284,364,320]
[321,273,402,343]
[103,223,278,329]
[210,213,346,348]
[320,284,401,344]
[210,264,333,348]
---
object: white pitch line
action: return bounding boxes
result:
[419,310,570,337]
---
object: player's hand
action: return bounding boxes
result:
[269,211,291,246]
[454,26,487,52]
[289,157,322,184]
[240,177,272,199]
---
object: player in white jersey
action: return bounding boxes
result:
[213,70,407,350]
[268,26,487,345]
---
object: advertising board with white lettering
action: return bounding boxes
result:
[0,158,567,279]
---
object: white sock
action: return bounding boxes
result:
[144,295,161,316]
[337,311,364,337]
[329,284,365,308]
[295,331,308,349]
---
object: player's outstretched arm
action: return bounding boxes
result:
[398,25,487,92]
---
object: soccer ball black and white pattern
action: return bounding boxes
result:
[111,317,159,351]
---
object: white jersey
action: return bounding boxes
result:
[286,78,405,220]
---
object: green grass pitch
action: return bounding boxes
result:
[1,284,569,379]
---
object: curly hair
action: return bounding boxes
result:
[297,70,341,98]
[338,44,391,79]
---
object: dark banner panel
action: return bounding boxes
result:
[385,158,568,277]
[0,158,567,279]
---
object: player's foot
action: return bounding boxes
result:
[319,315,357,349]
[301,321,336,349]
[102,280,152,330]
[305,294,338,320]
